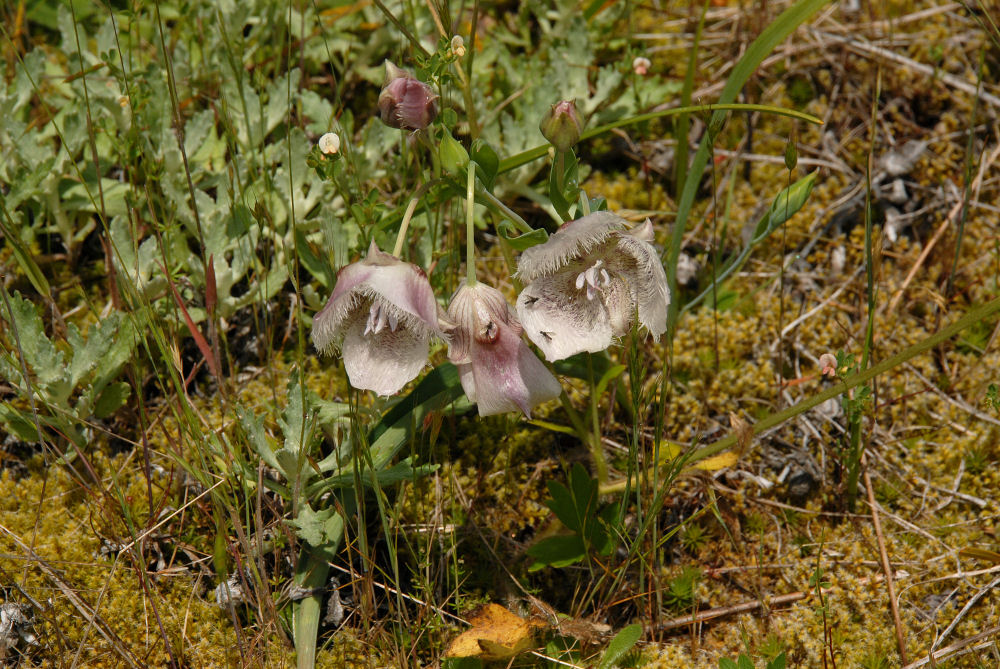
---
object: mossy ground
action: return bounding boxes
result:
[3,0,1000,667]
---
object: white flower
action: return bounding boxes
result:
[312,242,450,395]
[515,211,669,361]
[632,56,651,76]
[450,35,466,58]
[318,132,341,155]
[448,282,562,417]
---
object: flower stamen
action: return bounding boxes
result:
[575,260,611,300]
[364,301,398,335]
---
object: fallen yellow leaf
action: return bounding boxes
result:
[444,603,545,660]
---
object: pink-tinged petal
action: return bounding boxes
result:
[361,256,442,334]
[448,283,561,417]
[469,323,561,417]
[628,218,655,243]
[516,211,625,284]
[516,272,615,361]
[341,314,430,396]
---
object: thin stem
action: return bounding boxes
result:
[465,163,477,285]
[587,354,609,485]
[600,291,1000,495]
[393,197,420,257]
[475,186,533,234]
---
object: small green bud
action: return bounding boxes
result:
[439,129,468,173]
[539,100,583,152]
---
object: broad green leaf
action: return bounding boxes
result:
[238,405,282,472]
[93,381,131,419]
[526,535,586,571]
[471,139,499,191]
[0,405,40,442]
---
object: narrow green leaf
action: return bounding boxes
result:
[0,217,50,296]
[496,222,548,251]
[667,0,831,332]
[597,623,643,669]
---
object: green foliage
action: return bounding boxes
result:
[597,623,642,669]
[664,566,701,611]
[0,291,137,453]
[527,462,618,571]
[719,652,786,669]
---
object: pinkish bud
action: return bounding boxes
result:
[377,61,439,131]
[539,100,583,152]
[818,353,838,377]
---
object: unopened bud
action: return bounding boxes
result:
[318,132,341,155]
[539,100,583,152]
[632,56,651,76]
[439,129,469,173]
[378,61,439,131]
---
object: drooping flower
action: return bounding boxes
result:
[312,242,450,396]
[377,61,439,131]
[515,211,669,361]
[539,100,583,152]
[448,282,562,417]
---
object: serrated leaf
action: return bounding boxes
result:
[287,504,345,559]
[237,406,282,472]
[2,291,69,396]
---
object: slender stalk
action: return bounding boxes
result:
[476,185,533,234]
[465,163,477,285]
[393,197,421,257]
[587,353,609,485]
[600,292,1000,495]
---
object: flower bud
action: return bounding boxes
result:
[439,129,469,173]
[318,132,341,155]
[539,100,583,152]
[378,61,439,131]
[632,56,651,76]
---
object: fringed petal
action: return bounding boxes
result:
[516,211,624,284]
[615,234,669,339]
[341,315,430,396]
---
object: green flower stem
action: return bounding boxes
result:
[588,353,609,485]
[475,185,534,234]
[498,103,823,174]
[600,293,1000,495]
[466,163,477,286]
